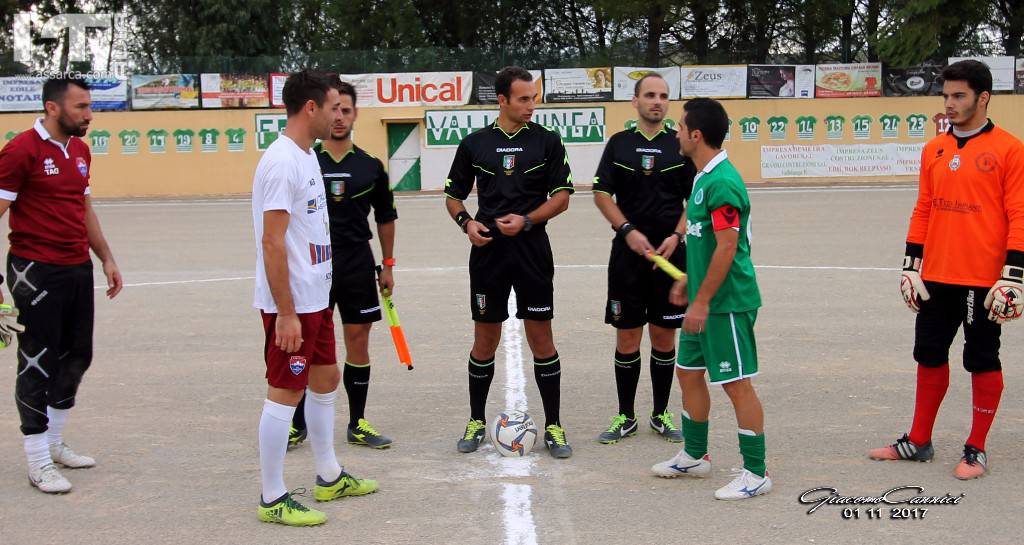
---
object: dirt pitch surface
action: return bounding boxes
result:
[1,185,1019,545]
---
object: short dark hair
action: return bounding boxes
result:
[282,70,337,116]
[634,72,666,97]
[682,98,729,149]
[333,80,357,107]
[42,78,89,107]
[495,66,533,100]
[942,60,993,96]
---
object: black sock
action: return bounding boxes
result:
[650,348,676,416]
[292,391,307,430]
[343,362,371,428]
[534,353,562,428]
[614,350,641,419]
[468,355,495,422]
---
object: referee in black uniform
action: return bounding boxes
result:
[593,73,694,445]
[444,66,575,458]
[289,80,396,450]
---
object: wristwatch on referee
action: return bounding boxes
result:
[382,257,396,267]
[674,231,685,244]
[616,221,636,237]
[522,214,533,232]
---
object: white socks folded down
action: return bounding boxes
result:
[24,406,72,471]
[258,391,342,504]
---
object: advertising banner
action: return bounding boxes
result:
[679,65,747,98]
[200,73,270,108]
[0,76,44,111]
[543,68,613,102]
[470,70,543,104]
[747,65,814,98]
[86,77,128,111]
[425,107,605,147]
[883,64,944,96]
[340,72,472,107]
[761,143,925,178]
[815,63,883,98]
[612,67,681,100]
[130,74,200,110]
[949,56,1015,91]
[269,73,287,107]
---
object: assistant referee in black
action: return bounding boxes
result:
[593,73,695,445]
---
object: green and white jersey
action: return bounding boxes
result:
[685,150,761,313]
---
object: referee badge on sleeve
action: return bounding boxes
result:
[503,154,515,175]
[641,155,654,175]
[475,293,487,314]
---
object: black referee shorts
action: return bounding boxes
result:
[605,237,686,329]
[469,229,554,323]
[914,281,1001,373]
[329,242,382,324]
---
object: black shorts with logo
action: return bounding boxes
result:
[329,242,382,324]
[914,281,1000,373]
[605,236,687,329]
[469,229,554,323]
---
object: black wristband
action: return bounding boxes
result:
[1006,249,1024,268]
[674,231,685,244]
[455,211,472,233]
[617,222,635,237]
[905,242,924,259]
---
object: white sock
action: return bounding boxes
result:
[47,406,69,448]
[259,399,295,504]
[305,389,342,482]
[24,433,52,471]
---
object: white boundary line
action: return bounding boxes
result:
[91,185,917,208]
[495,293,538,545]
[92,264,897,289]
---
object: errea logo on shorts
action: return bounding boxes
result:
[718,361,733,372]
[686,219,702,238]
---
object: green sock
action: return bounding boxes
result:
[738,430,767,477]
[682,412,709,459]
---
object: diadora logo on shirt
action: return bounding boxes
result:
[308,242,331,265]
[43,157,59,176]
[496,147,524,153]
[686,219,703,238]
[635,148,662,154]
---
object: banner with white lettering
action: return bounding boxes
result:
[747,65,814,99]
[424,107,605,147]
[340,72,472,107]
[679,66,747,98]
[761,143,925,178]
[269,73,287,107]
[0,76,44,111]
[86,77,129,111]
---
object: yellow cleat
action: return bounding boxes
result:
[258,491,326,526]
[314,470,379,502]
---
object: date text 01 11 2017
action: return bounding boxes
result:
[798,486,965,519]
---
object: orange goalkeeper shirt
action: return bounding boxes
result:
[907,122,1024,287]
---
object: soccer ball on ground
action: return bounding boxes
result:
[489,410,538,457]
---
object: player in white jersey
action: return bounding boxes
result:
[252,71,378,527]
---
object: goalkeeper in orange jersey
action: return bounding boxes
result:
[870,60,1024,479]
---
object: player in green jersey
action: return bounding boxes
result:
[650,98,771,500]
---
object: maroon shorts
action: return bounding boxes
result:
[261,308,337,390]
